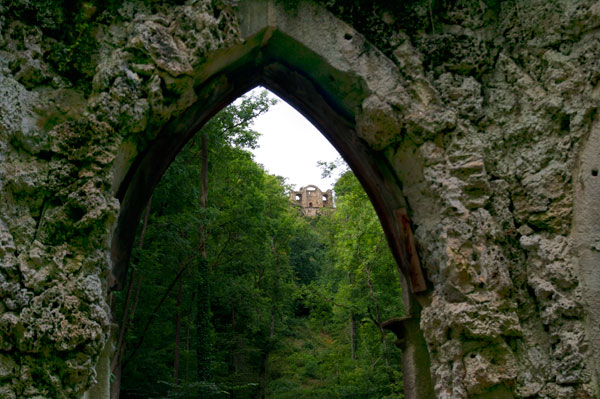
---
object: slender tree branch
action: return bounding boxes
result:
[121,259,193,370]
[209,232,233,269]
[311,289,363,314]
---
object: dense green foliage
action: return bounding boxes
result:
[114,91,405,399]
[266,171,404,399]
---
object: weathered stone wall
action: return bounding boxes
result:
[0,1,240,397]
[330,1,599,397]
[0,0,599,398]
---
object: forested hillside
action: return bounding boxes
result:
[111,91,405,399]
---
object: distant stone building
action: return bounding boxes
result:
[289,185,334,216]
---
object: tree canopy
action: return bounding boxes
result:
[112,90,405,399]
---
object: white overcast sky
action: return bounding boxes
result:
[246,87,342,190]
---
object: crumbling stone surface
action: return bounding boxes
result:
[0,0,599,398]
[381,1,600,397]
[0,1,240,397]
[310,0,599,397]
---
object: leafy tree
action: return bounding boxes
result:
[113,92,405,399]
[265,170,404,399]
[115,90,281,399]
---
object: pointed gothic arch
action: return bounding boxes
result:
[108,3,433,397]
[2,0,598,397]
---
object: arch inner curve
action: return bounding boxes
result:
[108,3,434,398]
[110,1,426,297]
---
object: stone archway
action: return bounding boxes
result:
[1,1,599,398]
[108,2,434,398]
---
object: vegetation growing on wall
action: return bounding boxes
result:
[0,0,233,93]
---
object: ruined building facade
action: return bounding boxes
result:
[289,185,334,216]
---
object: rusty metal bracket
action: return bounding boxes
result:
[395,208,427,293]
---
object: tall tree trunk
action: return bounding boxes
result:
[257,238,280,399]
[185,323,191,383]
[196,132,212,381]
[365,266,389,365]
[350,311,357,361]
[110,197,151,399]
[173,274,183,383]
[257,312,275,399]
[347,272,358,361]
[185,289,195,385]
[232,308,239,375]
[364,263,395,384]
[196,257,211,381]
